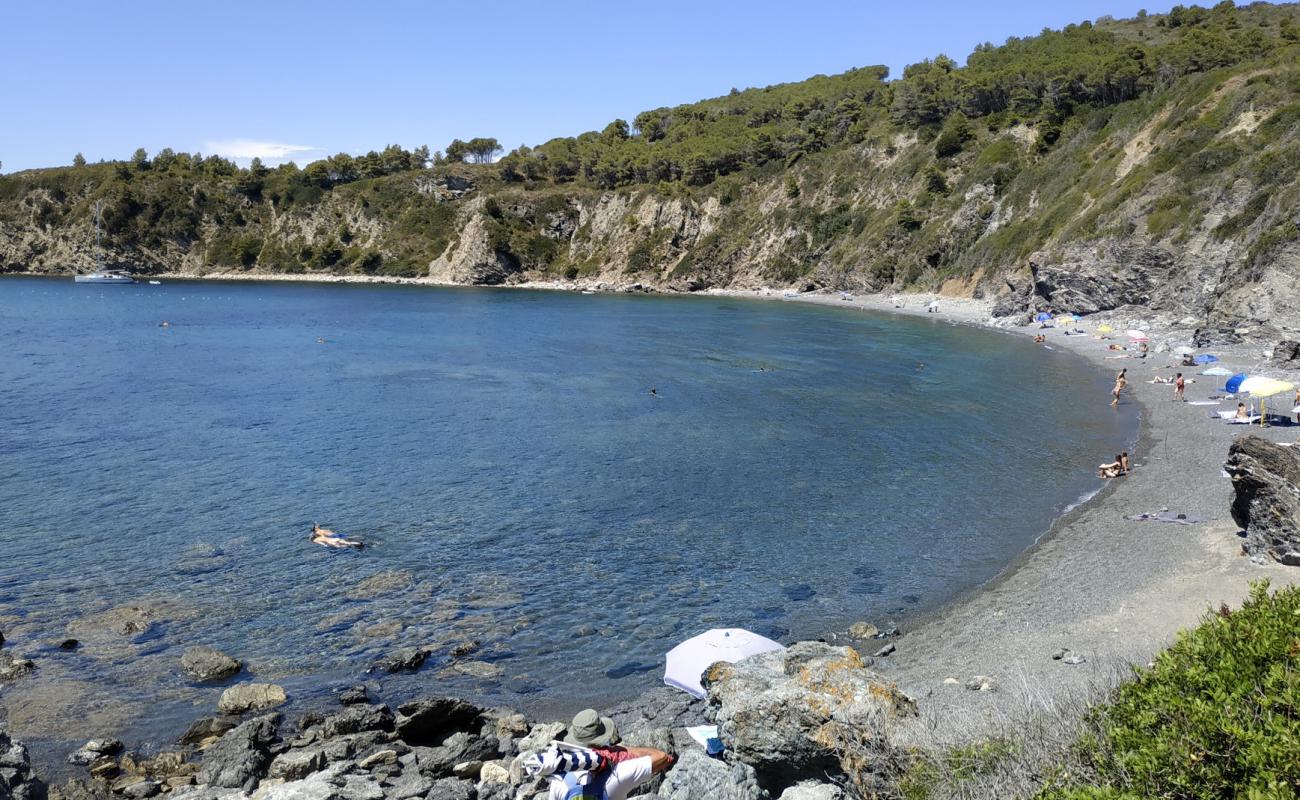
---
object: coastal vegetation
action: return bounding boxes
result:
[893,581,1300,799]
[2,3,1299,335]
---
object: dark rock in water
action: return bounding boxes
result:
[0,652,35,683]
[195,713,280,792]
[376,646,430,674]
[781,584,816,601]
[58,639,80,651]
[394,697,484,746]
[702,641,915,787]
[180,646,242,682]
[1227,435,1300,565]
[1271,339,1300,367]
[605,660,658,679]
[338,686,369,706]
[660,748,766,800]
[0,631,4,648]
[318,704,394,739]
[179,716,240,746]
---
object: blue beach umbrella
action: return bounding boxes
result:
[1035,312,1052,322]
[1193,354,1219,365]
[1224,373,1248,394]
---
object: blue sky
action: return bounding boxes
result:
[1,0,1179,172]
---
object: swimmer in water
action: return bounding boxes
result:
[311,523,363,549]
[649,387,658,396]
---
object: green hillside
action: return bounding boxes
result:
[3,2,1299,339]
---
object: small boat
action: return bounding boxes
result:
[580,290,596,295]
[148,280,161,285]
[74,202,136,284]
[76,270,136,284]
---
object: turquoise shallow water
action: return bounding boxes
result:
[0,276,1135,755]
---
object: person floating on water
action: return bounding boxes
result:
[649,387,658,396]
[311,522,363,549]
[316,337,326,344]
[159,321,171,328]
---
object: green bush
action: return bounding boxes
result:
[1045,582,1300,799]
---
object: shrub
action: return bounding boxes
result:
[1049,582,1300,798]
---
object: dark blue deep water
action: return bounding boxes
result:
[0,276,1135,757]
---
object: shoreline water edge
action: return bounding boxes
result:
[4,272,1299,798]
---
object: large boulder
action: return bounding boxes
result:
[1270,339,1300,367]
[1227,436,1300,565]
[180,647,242,683]
[702,642,915,787]
[317,704,394,739]
[660,749,767,800]
[394,697,484,746]
[195,713,280,792]
[217,683,286,715]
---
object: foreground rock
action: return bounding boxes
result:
[196,714,280,792]
[217,683,286,715]
[1226,435,1300,565]
[0,652,35,684]
[180,647,242,683]
[660,749,767,799]
[702,641,916,788]
[0,730,43,800]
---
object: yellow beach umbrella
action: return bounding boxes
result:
[1097,324,1114,334]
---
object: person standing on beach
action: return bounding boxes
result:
[1175,373,1185,401]
[1112,369,1128,406]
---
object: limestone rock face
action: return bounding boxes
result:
[1028,243,1173,315]
[180,647,241,683]
[702,641,916,786]
[1226,435,1300,565]
[427,210,522,285]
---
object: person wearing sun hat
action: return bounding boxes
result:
[565,709,621,747]
[546,709,675,800]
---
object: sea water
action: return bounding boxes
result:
[0,277,1136,757]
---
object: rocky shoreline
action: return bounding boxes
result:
[7,279,1300,799]
[3,641,921,800]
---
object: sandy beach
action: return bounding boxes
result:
[726,286,1300,731]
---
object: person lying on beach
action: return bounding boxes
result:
[1033,334,1046,343]
[1107,343,1127,351]
[311,523,363,549]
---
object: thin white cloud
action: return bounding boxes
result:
[204,138,316,165]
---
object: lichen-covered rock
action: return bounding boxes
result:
[1227,435,1300,565]
[702,641,915,786]
[660,749,767,800]
[779,782,844,799]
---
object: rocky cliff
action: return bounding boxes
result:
[3,5,1300,344]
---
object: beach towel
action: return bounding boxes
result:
[1125,511,1204,525]
[521,744,606,778]
[1227,416,1261,424]
[1187,400,1220,406]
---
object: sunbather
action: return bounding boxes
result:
[1237,402,1250,419]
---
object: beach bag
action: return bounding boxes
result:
[558,770,607,800]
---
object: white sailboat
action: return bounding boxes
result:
[74,201,136,284]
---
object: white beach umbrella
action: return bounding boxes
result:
[663,628,785,699]
[1201,366,1233,377]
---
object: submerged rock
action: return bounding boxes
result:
[375,647,429,674]
[217,683,286,715]
[0,652,35,683]
[702,641,915,787]
[1227,435,1300,565]
[180,646,242,682]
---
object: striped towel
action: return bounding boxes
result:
[521,744,606,778]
